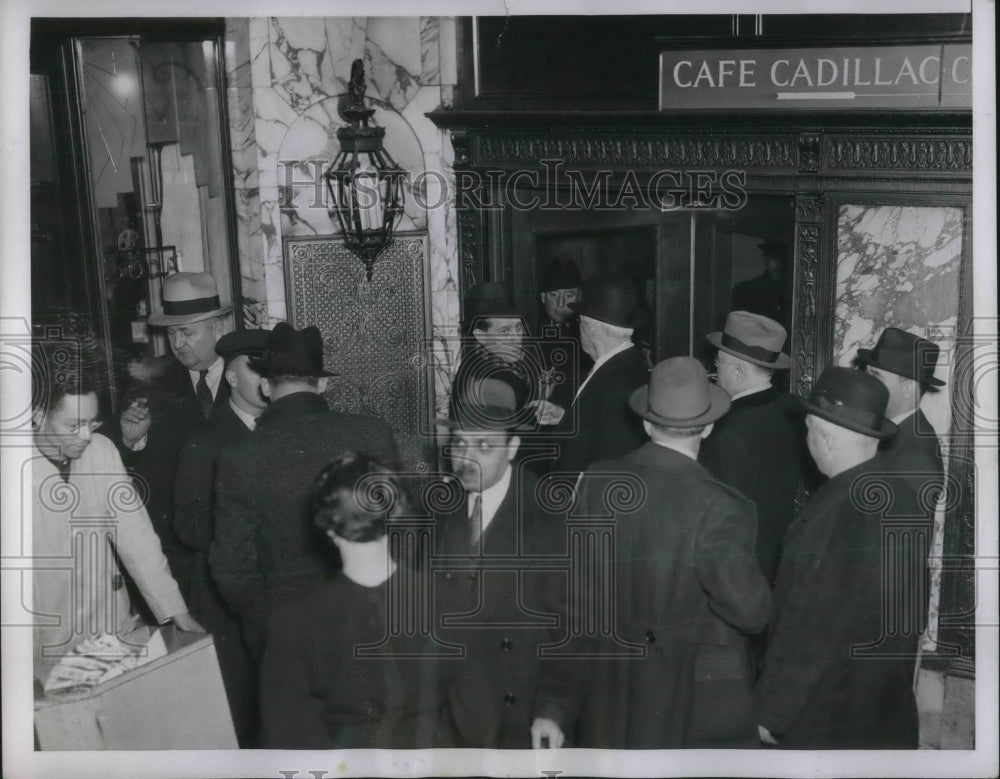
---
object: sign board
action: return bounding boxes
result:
[659,45,971,110]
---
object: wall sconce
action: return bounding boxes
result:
[324,59,406,282]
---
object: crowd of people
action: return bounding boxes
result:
[31,260,944,750]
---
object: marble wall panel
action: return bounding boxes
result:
[832,202,965,654]
[228,16,460,405]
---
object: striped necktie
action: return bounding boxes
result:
[469,493,483,549]
[196,370,213,418]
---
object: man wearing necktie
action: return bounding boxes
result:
[434,376,566,748]
[173,328,269,745]
[109,272,233,604]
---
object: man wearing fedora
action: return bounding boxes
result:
[173,328,268,746]
[548,269,650,478]
[854,328,945,666]
[855,327,946,515]
[434,376,565,748]
[700,311,806,585]
[755,367,921,748]
[536,257,593,409]
[110,272,234,601]
[451,281,541,418]
[533,358,772,749]
[210,323,399,661]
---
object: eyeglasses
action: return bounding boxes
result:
[63,419,104,437]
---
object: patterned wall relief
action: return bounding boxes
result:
[285,234,434,471]
[832,203,965,652]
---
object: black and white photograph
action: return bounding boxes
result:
[1,0,996,777]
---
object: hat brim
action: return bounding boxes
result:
[795,395,899,439]
[706,331,791,369]
[571,302,645,329]
[628,382,731,427]
[247,355,337,378]
[856,348,946,387]
[148,304,233,327]
[436,414,536,433]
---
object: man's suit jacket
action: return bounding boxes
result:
[535,443,772,748]
[111,358,230,600]
[173,401,257,744]
[210,392,399,659]
[553,345,649,476]
[433,466,567,748]
[755,453,923,748]
[700,387,806,584]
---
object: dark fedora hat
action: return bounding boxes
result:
[570,269,643,329]
[148,272,233,326]
[540,257,582,292]
[797,365,898,439]
[249,322,336,378]
[707,310,791,369]
[464,282,524,321]
[629,356,730,427]
[215,329,269,363]
[440,376,533,432]
[856,328,946,387]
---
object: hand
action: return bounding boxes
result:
[758,724,778,745]
[120,398,151,448]
[528,399,565,426]
[172,612,206,633]
[531,717,565,749]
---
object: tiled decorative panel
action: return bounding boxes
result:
[284,232,433,471]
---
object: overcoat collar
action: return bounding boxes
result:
[254,391,329,429]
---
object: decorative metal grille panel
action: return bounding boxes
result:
[284,232,433,472]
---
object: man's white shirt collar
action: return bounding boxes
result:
[728,383,772,403]
[467,464,513,538]
[189,356,224,398]
[573,341,633,403]
[229,400,258,431]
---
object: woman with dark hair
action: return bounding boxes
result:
[258,452,451,749]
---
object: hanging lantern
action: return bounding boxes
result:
[325,58,406,282]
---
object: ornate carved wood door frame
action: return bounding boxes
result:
[438,115,975,672]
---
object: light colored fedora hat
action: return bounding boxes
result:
[706,310,790,369]
[148,272,233,326]
[629,356,731,427]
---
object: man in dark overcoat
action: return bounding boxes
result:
[755,366,922,748]
[209,323,399,660]
[110,272,234,600]
[700,310,806,585]
[434,377,566,748]
[533,357,772,749]
[856,327,946,516]
[173,329,268,746]
[548,269,650,478]
[855,327,946,657]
